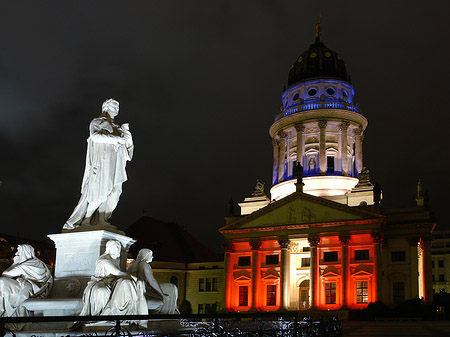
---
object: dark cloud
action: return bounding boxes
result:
[0,1,448,250]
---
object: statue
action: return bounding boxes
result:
[79,240,147,317]
[251,179,265,197]
[63,99,134,230]
[0,244,53,318]
[128,249,179,314]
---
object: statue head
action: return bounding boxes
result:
[137,248,153,263]
[105,239,122,259]
[14,244,36,264]
[102,98,120,119]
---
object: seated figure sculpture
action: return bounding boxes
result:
[0,244,53,317]
[128,249,179,314]
[80,240,147,316]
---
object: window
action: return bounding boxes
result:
[355,250,369,261]
[324,251,338,262]
[170,276,178,287]
[205,303,211,313]
[266,255,279,265]
[198,304,204,314]
[356,281,368,303]
[432,260,435,268]
[238,256,251,266]
[326,87,335,95]
[293,93,300,101]
[199,266,205,270]
[239,286,248,306]
[391,251,406,262]
[438,260,444,268]
[393,282,405,304]
[301,257,311,267]
[308,88,317,96]
[325,283,336,304]
[439,274,445,282]
[327,156,335,173]
[303,247,311,252]
[199,278,205,292]
[266,285,277,306]
[212,278,218,291]
[205,278,211,291]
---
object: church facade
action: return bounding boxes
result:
[219,28,435,312]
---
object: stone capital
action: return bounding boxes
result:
[272,138,280,147]
[339,234,351,245]
[278,239,290,249]
[294,123,305,133]
[249,241,262,251]
[308,236,320,247]
[339,121,350,131]
[222,241,235,253]
[371,233,384,244]
[318,120,327,129]
[277,130,286,139]
[354,126,363,136]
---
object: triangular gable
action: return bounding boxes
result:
[220,192,384,233]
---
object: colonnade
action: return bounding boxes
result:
[272,120,364,184]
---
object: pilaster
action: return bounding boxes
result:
[318,120,327,174]
[371,233,384,302]
[339,121,350,175]
[250,241,262,311]
[277,131,286,182]
[339,234,351,308]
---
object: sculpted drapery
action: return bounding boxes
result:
[128,249,179,314]
[80,240,147,317]
[0,244,53,317]
[63,99,134,230]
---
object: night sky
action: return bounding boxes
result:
[0,1,449,252]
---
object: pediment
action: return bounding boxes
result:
[220,192,383,233]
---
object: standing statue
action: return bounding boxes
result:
[0,244,53,317]
[79,240,147,317]
[63,99,134,230]
[128,249,179,314]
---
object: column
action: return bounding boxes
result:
[339,234,350,308]
[272,138,280,185]
[318,120,327,174]
[409,237,419,299]
[294,123,305,165]
[308,236,320,309]
[222,242,234,311]
[371,233,384,302]
[420,238,433,304]
[250,241,262,311]
[278,131,286,182]
[354,126,363,176]
[278,239,290,310]
[339,121,350,175]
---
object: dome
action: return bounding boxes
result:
[288,37,349,86]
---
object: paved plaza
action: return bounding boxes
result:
[342,321,450,337]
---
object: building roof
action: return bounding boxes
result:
[126,216,221,263]
[288,37,349,86]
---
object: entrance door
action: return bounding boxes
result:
[299,279,310,310]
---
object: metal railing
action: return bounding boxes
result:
[0,311,342,337]
[275,101,360,121]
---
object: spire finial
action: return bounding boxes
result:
[315,13,322,40]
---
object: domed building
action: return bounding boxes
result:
[220,22,434,313]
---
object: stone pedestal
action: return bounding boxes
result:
[47,230,135,299]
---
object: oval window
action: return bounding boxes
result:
[308,88,317,96]
[293,93,299,101]
[342,90,348,101]
[326,88,335,95]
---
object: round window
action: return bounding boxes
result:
[326,88,335,95]
[293,93,300,101]
[308,88,317,96]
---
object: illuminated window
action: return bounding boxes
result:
[325,283,336,304]
[356,281,368,303]
[324,251,338,262]
[393,282,405,304]
[238,256,251,266]
[354,250,369,261]
[266,285,277,306]
[199,278,205,292]
[239,286,248,306]
[198,304,204,314]
[205,278,211,291]
[391,251,405,262]
[212,278,218,291]
[301,257,311,267]
[266,255,279,265]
